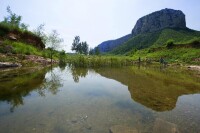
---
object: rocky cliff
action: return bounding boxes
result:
[97,8,187,53]
[132,8,186,35]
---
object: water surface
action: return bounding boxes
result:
[0,65,200,133]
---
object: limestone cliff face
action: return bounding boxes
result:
[97,8,187,53]
[132,8,186,35]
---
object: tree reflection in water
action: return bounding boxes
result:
[0,66,63,112]
[94,66,200,112]
[70,65,88,83]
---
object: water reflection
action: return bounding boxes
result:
[1,65,200,113]
[0,65,200,133]
[0,67,63,112]
[70,66,88,83]
[94,66,200,111]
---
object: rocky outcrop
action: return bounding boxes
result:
[0,26,45,49]
[132,8,186,35]
[25,55,58,65]
[7,31,45,49]
[96,8,187,53]
[97,34,132,53]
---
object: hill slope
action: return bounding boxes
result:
[111,28,200,55]
[97,34,132,53]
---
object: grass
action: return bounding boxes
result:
[0,40,62,58]
[111,28,200,55]
[131,47,200,65]
[108,28,200,65]
[0,22,35,37]
[0,40,64,67]
[66,55,135,68]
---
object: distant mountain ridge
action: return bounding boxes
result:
[96,8,189,53]
[97,34,132,53]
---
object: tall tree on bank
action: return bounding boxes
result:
[46,30,63,64]
[71,36,80,52]
[81,41,89,55]
[71,36,89,55]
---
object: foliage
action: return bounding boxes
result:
[46,30,63,63]
[33,24,48,44]
[166,39,174,49]
[131,46,200,65]
[71,36,89,55]
[66,55,135,68]
[59,50,67,65]
[94,47,100,55]
[1,6,29,31]
[89,48,94,55]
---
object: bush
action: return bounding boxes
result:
[166,40,174,49]
[191,39,200,48]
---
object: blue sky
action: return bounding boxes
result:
[0,0,200,52]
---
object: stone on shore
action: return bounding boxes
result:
[0,62,21,68]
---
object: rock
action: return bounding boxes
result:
[8,33,18,41]
[0,62,22,68]
[83,123,92,130]
[96,8,187,53]
[187,65,200,72]
[109,125,138,133]
[132,8,186,35]
[25,55,58,66]
[153,118,179,133]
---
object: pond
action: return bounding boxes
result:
[0,65,200,133]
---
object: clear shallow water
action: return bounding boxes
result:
[0,65,200,133]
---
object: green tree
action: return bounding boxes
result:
[82,41,89,55]
[46,30,63,64]
[71,36,80,52]
[2,6,28,30]
[95,47,100,55]
[89,48,94,55]
[71,36,88,55]
[59,50,67,65]
[33,24,47,44]
[166,39,174,49]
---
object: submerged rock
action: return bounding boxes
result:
[109,125,138,133]
[153,118,179,133]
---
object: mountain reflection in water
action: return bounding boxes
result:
[94,66,200,111]
[0,65,200,133]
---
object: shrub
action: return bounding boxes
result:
[166,39,174,49]
[191,38,200,48]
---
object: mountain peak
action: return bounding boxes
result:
[132,8,186,35]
